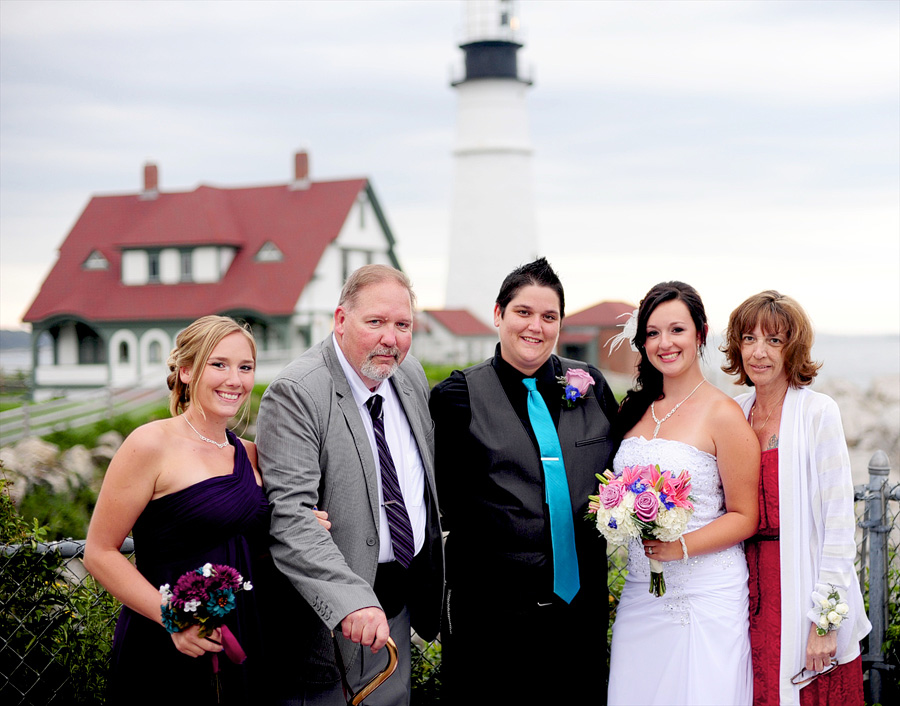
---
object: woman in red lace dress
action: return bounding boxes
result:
[721,292,871,706]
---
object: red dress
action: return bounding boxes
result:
[748,449,864,706]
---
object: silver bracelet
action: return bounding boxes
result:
[679,536,689,564]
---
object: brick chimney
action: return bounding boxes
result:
[290,150,311,190]
[141,162,159,200]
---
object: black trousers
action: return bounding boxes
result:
[440,582,609,706]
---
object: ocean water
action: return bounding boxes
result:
[701,334,899,393]
[693,334,900,395]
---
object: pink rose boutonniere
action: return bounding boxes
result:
[558,368,595,409]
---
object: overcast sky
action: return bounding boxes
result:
[1,0,898,336]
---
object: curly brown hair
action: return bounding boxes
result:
[721,290,821,388]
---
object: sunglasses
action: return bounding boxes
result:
[790,659,838,686]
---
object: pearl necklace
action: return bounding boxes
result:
[651,379,706,439]
[184,417,229,449]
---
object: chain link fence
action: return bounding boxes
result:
[2,454,898,705]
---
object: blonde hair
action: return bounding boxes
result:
[166,316,257,420]
[721,290,821,388]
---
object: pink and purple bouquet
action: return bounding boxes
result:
[160,562,253,693]
[160,562,252,637]
[588,465,693,597]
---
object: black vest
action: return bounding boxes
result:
[450,358,612,593]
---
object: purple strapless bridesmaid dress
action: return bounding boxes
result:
[107,430,272,705]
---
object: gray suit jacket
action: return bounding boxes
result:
[256,338,443,681]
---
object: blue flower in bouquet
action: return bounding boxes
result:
[627,478,648,494]
[161,605,180,633]
[659,492,676,511]
[159,563,251,637]
[207,589,236,618]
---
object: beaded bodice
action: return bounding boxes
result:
[613,436,745,587]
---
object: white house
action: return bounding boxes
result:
[23,152,402,395]
[412,309,497,366]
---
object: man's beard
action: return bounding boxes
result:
[360,346,401,382]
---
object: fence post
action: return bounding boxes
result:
[863,449,890,704]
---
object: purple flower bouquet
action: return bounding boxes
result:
[160,562,253,698]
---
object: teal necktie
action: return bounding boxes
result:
[522,377,580,603]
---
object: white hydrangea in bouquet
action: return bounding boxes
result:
[588,464,693,596]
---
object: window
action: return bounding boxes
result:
[148,252,160,283]
[83,250,109,270]
[118,341,130,364]
[255,242,284,263]
[148,341,162,364]
[180,250,193,281]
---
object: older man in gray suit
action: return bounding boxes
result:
[256,265,443,706]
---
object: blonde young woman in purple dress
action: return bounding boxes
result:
[85,316,328,704]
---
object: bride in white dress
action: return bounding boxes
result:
[607,282,760,706]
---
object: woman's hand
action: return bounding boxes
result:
[805,622,837,672]
[171,624,224,658]
[642,539,681,563]
[312,508,331,531]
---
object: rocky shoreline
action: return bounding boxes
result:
[1,376,898,507]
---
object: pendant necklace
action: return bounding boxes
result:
[651,379,706,439]
[751,390,787,430]
[184,417,229,449]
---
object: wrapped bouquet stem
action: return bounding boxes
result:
[648,556,665,596]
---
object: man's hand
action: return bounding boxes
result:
[341,607,390,653]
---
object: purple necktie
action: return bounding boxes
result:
[366,394,415,568]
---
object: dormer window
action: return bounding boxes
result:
[255,241,284,263]
[83,250,109,270]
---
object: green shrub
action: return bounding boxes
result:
[17,484,97,542]
[42,405,169,452]
[411,639,442,704]
[0,472,121,704]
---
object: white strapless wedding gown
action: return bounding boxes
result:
[607,437,752,706]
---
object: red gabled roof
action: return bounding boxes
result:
[24,178,369,323]
[563,301,636,328]
[424,309,494,336]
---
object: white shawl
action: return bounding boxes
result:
[737,386,871,705]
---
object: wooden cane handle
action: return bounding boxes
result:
[350,637,399,705]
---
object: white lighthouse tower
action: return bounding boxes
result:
[445,0,537,324]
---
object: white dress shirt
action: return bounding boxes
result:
[333,335,427,563]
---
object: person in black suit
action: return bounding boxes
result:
[429,258,618,705]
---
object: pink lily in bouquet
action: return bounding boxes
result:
[587,464,693,597]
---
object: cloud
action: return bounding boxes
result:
[0,0,897,335]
